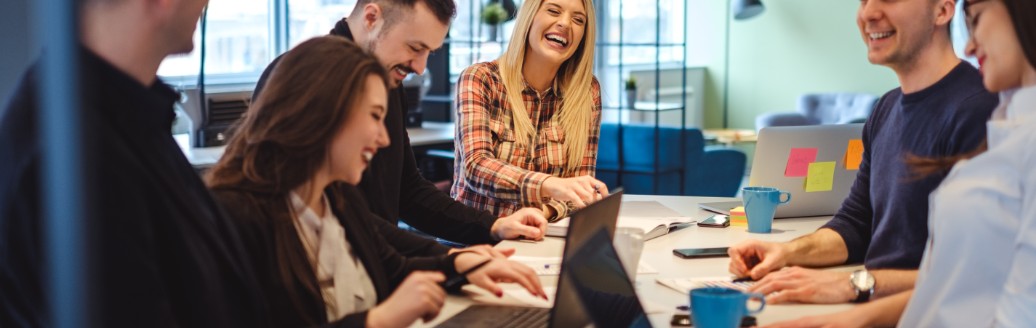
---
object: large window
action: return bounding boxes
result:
[446,0,686,79]
[158,0,687,88]
[447,0,517,79]
[158,0,355,86]
[288,0,356,47]
[600,0,685,66]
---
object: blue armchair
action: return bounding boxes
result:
[755,93,878,131]
[596,124,747,197]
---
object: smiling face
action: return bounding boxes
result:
[327,74,390,185]
[857,0,947,69]
[525,0,587,68]
[366,1,450,86]
[964,0,1028,92]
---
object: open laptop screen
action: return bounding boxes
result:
[560,228,651,328]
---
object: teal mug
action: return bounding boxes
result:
[742,187,791,233]
[690,287,765,328]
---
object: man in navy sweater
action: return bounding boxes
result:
[727,0,998,304]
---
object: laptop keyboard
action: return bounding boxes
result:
[438,305,549,328]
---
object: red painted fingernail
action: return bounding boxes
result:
[496,291,503,297]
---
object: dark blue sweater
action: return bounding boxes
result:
[822,62,998,269]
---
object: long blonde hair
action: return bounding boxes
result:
[498,0,597,172]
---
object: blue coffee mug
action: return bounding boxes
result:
[742,186,791,233]
[690,287,765,328]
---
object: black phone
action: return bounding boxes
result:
[669,314,757,327]
[697,214,730,228]
[673,247,730,259]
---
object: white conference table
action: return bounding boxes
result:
[182,122,456,169]
[416,195,856,327]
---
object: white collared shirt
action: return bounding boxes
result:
[290,192,377,321]
[900,86,1036,327]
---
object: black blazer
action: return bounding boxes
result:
[254,19,498,251]
[211,183,459,327]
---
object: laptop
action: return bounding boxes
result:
[699,124,864,218]
[437,190,652,328]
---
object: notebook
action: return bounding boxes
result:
[699,124,864,218]
[547,199,698,240]
[656,277,756,294]
[437,190,652,328]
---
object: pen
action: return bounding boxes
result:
[441,258,493,290]
[732,276,754,283]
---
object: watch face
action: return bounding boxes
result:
[853,271,875,290]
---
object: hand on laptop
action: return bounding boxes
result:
[728,239,790,280]
[368,271,447,327]
[747,267,856,304]
[492,207,548,241]
[542,176,609,208]
[455,253,548,300]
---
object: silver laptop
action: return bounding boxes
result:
[700,124,864,218]
[437,190,651,328]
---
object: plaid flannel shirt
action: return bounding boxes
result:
[450,61,602,220]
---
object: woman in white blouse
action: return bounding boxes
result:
[764,0,1036,327]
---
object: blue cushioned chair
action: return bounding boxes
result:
[596,124,747,197]
[755,93,878,131]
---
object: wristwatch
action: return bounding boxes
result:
[850,269,875,303]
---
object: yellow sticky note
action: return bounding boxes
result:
[804,161,836,192]
[844,139,864,170]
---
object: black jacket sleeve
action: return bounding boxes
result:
[338,185,459,288]
[395,124,500,245]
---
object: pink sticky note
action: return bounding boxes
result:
[785,148,818,177]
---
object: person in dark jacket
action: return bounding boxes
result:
[0,0,267,326]
[208,36,546,328]
[253,0,548,256]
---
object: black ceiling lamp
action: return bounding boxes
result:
[732,0,765,21]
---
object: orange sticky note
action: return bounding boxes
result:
[804,161,836,192]
[844,139,864,170]
[729,206,745,217]
[785,148,818,177]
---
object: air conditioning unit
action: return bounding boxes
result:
[179,88,252,148]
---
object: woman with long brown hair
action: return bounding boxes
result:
[451,0,607,222]
[764,0,1036,326]
[207,36,545,328]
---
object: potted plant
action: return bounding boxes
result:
[625,76,638,109]
[481,2,507,42]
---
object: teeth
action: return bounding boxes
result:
[869,32,893,40]
[362,151,374,162]
[394,67,408,76]
[546,34,568,46]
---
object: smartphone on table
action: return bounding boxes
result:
[673,247,729,259]
[697,214,729,228]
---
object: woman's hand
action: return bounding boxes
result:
[541,176,609,208]
[454,253,547,300]
[366,271,446,328]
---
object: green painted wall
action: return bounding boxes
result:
[688,0,899,129]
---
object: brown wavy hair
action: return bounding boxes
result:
[205,35,388,324]
[908,0,1036,178]
[207,36,388,194]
